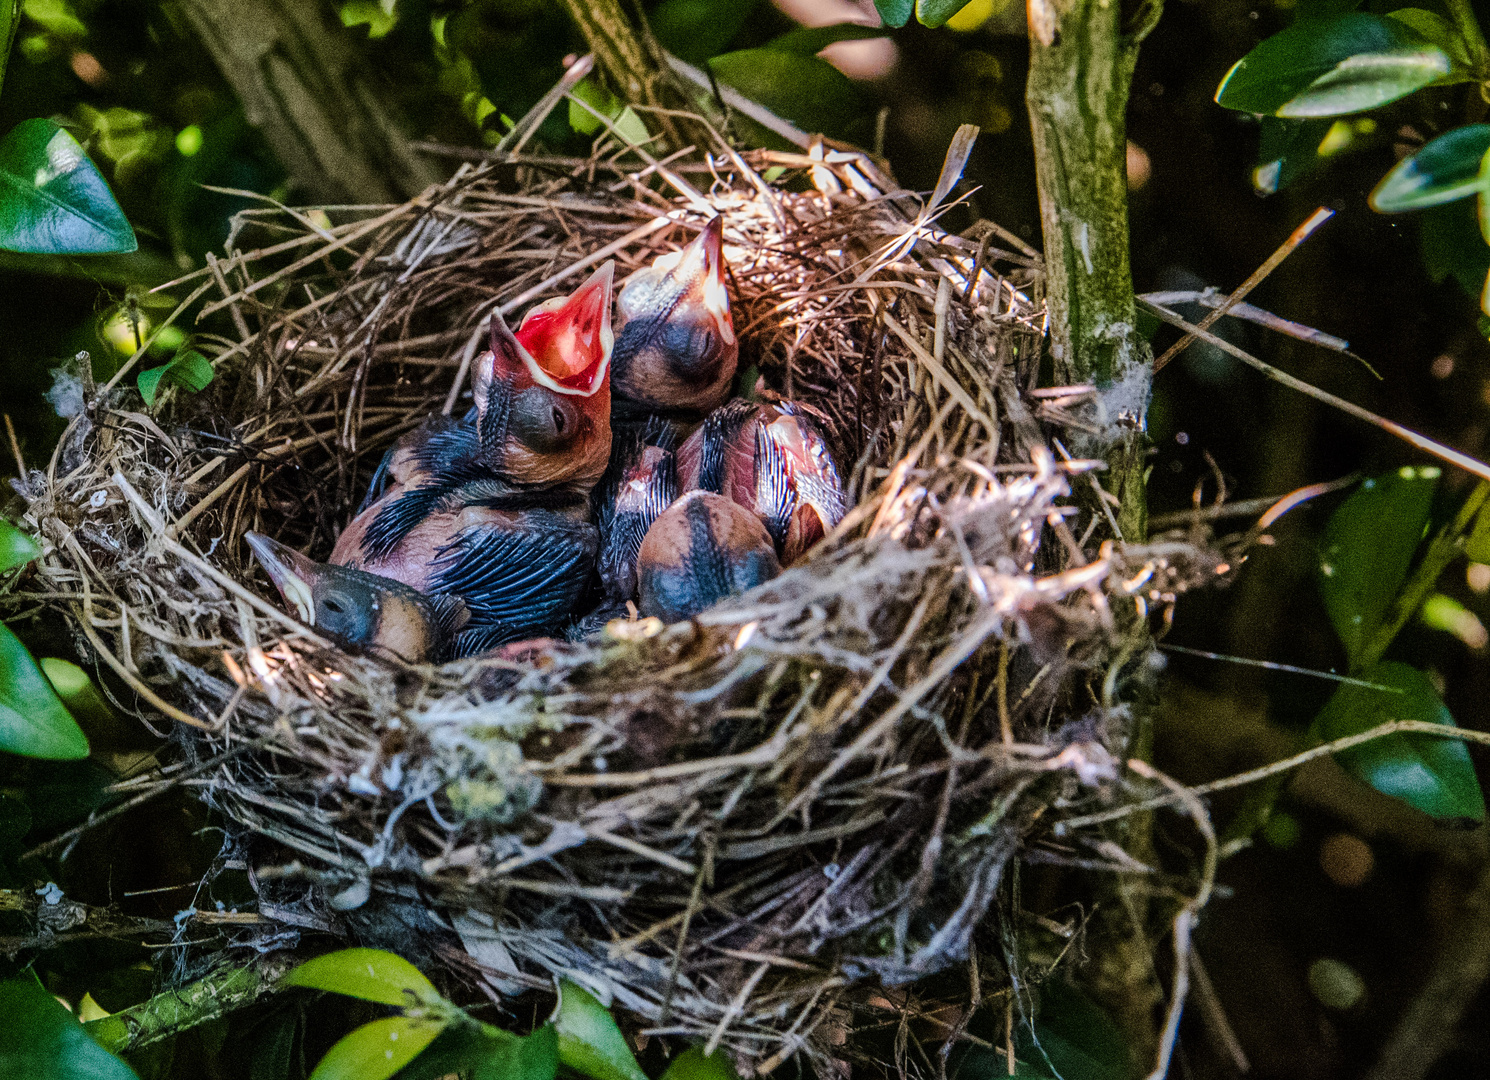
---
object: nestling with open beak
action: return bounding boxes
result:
[350,263,616,563]
[592,416,680,601]
[245,531,454,664]
[635,491,780,623]
[611,217,737,422]
[677,399,846,565]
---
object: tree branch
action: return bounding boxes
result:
[174,0,441,204]
[1026,0,1157,541]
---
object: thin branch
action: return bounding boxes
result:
[1152,207,1333,373]
[1056,718,1490,832]
[1141,300,1490,484]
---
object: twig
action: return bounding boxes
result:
[1147,473,1359,530]
[1129,760,1215,1080]
[1152,208,1333,373]
[21,740,266,862]
[1057,719,1490,832]
[1141,300,1490,484]
[3,413,23,474]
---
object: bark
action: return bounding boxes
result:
[173,0,441,204]
[1026,0,1159,541]
[1025,1,1163,1066]
[550,0,713,153]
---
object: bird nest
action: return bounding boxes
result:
[6,129,1225,1072]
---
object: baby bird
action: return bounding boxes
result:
[347,263,616,567]
[475,260,615,489]
[245,531,451,663]
[592,417,679,601]
[611,217,737,422]
[331,504,597,658]
[635,491,780,623]
[676,399,846,565]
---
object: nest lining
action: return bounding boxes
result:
[6,136,1225,1071]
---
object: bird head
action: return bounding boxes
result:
[636,491,780,622]
[473,261,615,487]
[245,532,445,663]
[612,216,737,417]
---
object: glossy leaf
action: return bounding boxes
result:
[708,50,863,139]
[473,1023,558,1080]
[310,1016,445,1080]
[1312,661,1486,821]
[1318,467,1439,667]
[0,974,139,1080]
[137,350,213,409]
[874,0,914,27]
[0,521,41,573]
[554,981,647,1080]
[765,24,888,56]
[0,119,137,254]
[0,621,89,759]
[1215,13,1453,118]
[916,0,974,28]
[1384,8,1472,69]
[1253,116,1335,194]
[650,0,758,65]
[284,948,441,1008]
[660,1048,741,1080]
[1371,125,1490,211]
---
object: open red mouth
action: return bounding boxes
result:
[513,261,615,395]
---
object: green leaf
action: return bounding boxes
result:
[1384,8,1472,69]
[1013,981,1129,1080]
[0,974,139,1080]
[1371,125,1490,211]
[40,658,115,730]
[554,981,647,1080]
[1318,467,1439,667]
[916,0,974,28]
[765,24,888,56]
[472,1023,558,1080]
[0,521,41,573]
[0,119,138,255]
[874,0,914,27]
[650,0,758,65]
[660,1048,740,1080]
[310,1017,446,1080]
[708,50,864,139]
[567,80,650,147]
[1312,661,1486,821]
[1253,116,1335,194]
[0,622,89,759]
[284,949,441,1008]
[137,350,213,408]
[1419,196,1490,297]
[1467,500,1490,563]
[1215,13,1453,118]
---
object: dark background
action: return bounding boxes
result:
[5,0,1490,1077]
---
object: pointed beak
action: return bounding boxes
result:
[511,261,615,396]
[245,531,317,625]
[651,217,732,345]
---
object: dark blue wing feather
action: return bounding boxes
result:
[430,515,598,639]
